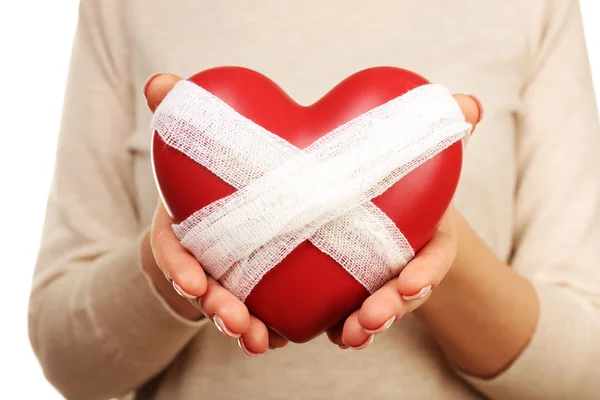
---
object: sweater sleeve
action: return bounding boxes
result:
[27,1,206,399]
[459,1,600,398]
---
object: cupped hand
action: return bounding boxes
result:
[326,94,483,349]
[144,72,483,354]
[144,73,289,356]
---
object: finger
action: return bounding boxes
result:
[151,201,207,297]
[341,310,375,350]
[326,321,346,348]
[200,276,251,339]
[144,73,183,112]
[237,315,270,357]
[453,94,483,134]
[356,279,406,334]
[402,289,433,314]
[267,329,289,350]
[396,210,457,298]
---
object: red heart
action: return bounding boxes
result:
[152,66,462,343]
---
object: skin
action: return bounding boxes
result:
[142,73,539,376]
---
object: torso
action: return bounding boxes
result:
[122,1,538,397]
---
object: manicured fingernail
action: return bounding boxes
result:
[468,94,484,123]
[402,285,432,301]
[350,334,374,350]
[143,72,163,98]
[237,337,258,357]
[212,314,241,339]
[189,297,202,310]
[171,281,198,300]
[364,316,396,335]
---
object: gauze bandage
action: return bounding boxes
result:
[152,80,471,301]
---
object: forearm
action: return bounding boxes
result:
[413,2,600,396]
[415,212,539,378]
[29,235,205,400]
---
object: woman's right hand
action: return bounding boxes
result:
[141,73,289,356]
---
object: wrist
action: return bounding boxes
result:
[414,250,469,319]
[415,212,497,318]
[413,213,539,377]
[141,231,204,321]
[415,211,471,316]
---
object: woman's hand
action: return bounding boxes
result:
[141,73,289,356]
[326,94,483,349]
[141,72,482,354]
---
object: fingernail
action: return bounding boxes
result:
[189,297,202,310]
[143,72,163,98]
[468,94,484,123]
[212,314,241,339]
[402,285,432,301]
[364,316,396,335]
[350,334,374,350]
[171,281,198,300]
[237,337,258,357]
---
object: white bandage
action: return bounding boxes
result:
[152,80,470,301]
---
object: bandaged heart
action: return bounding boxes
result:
[151,66,469,343]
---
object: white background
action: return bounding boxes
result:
[0,1,598,398]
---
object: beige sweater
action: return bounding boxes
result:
[29,0,600,399]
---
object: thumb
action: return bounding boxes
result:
[453,94,484,135]
[143,73,183,113]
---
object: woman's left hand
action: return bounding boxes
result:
[326,94,483,350]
